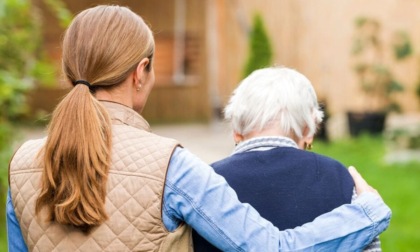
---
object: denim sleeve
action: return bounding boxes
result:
[352,188,382,252]
[163,147,391,252]
[6,189,28,252]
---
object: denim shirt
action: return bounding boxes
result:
[7,147,391,252]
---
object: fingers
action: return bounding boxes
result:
[348,166,366,194]
[348,166,380,198]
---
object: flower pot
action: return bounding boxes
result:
[316,103,329,142]
[347,111,387,137]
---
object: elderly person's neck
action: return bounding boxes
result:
[234,126,311,150]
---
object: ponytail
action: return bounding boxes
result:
[36,84,112,233]
[35,5,155,233]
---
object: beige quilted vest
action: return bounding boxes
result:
[9,101,193,252]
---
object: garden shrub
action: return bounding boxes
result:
[243,13,273,78]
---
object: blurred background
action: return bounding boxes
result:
[1,0,419,251]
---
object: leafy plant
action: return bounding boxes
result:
[351,17,411,113]
[393,31,412,60]
[0,0,72,123]
[43,0,73,28]
[0,122,13,251]
[243,13,273,78]
[0,0,42,121]
[0,1,72,249]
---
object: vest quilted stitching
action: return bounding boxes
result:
[9,102,192,252]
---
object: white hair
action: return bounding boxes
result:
[224,67,324,139]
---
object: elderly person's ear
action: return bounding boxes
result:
[297,137,313,150]
[303,141,313,150]
[233,132,244,146]
[298,126,314,150]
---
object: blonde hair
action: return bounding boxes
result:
[36,5,155,233]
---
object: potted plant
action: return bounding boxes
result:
[348,17,411,137]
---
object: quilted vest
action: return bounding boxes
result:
[9,101,193,252]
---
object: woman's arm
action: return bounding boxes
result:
[163,147,391,251]
[352,186,382,252]
[6,190,28,252]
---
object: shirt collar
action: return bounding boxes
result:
[233,136,298,155]
[100,100,151,132]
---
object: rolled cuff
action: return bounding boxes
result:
[353,192,392,240]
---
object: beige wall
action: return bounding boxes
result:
[213,0,294,105]
[216,0,420,114]
[295,0,420,114]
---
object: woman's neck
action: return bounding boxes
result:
[94,80,134,109]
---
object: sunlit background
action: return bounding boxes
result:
[1,0,419,251]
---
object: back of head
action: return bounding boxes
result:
[62,5,154,86]
[36,5,154,233]
[224,67,323,139]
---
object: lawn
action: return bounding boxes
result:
[315,135,420,251]
[0,133,419,251]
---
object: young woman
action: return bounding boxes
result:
[7,5,390,251]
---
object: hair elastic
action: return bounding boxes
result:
[73,80,92,88]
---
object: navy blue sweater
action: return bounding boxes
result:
[192,147,354,251]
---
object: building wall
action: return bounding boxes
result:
[32,0,210,123]
[294,0,420,114]
[215,0,420,115]
[30,0,420,123]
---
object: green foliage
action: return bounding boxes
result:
[393,31,412,60]
[243,13,273,78]
[0,123,14,251]
[0,124,13,186]
[0,0,72,123]
[0,71,33,121]
[0,1,72,249]
[0,0,54,122]
[43,0,73,28]
[354,16,369,28]
[416,82,420,99]
[352,17,380,55]
[351,17,411,113]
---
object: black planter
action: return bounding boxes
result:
[316,103,329,142]
[347,111,387,137]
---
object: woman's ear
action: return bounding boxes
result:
[133,58,150,85]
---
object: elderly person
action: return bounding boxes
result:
[193,67,382,251]
[7,6,389,252]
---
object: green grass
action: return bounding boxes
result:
[315,135,420,251]
[0,133,419,251]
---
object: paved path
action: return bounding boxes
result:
[152,121,234,163]
[17,113,420,164]
[18,120,235,164]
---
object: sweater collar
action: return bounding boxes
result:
[100,100,151,132]
[233,136,298,155]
